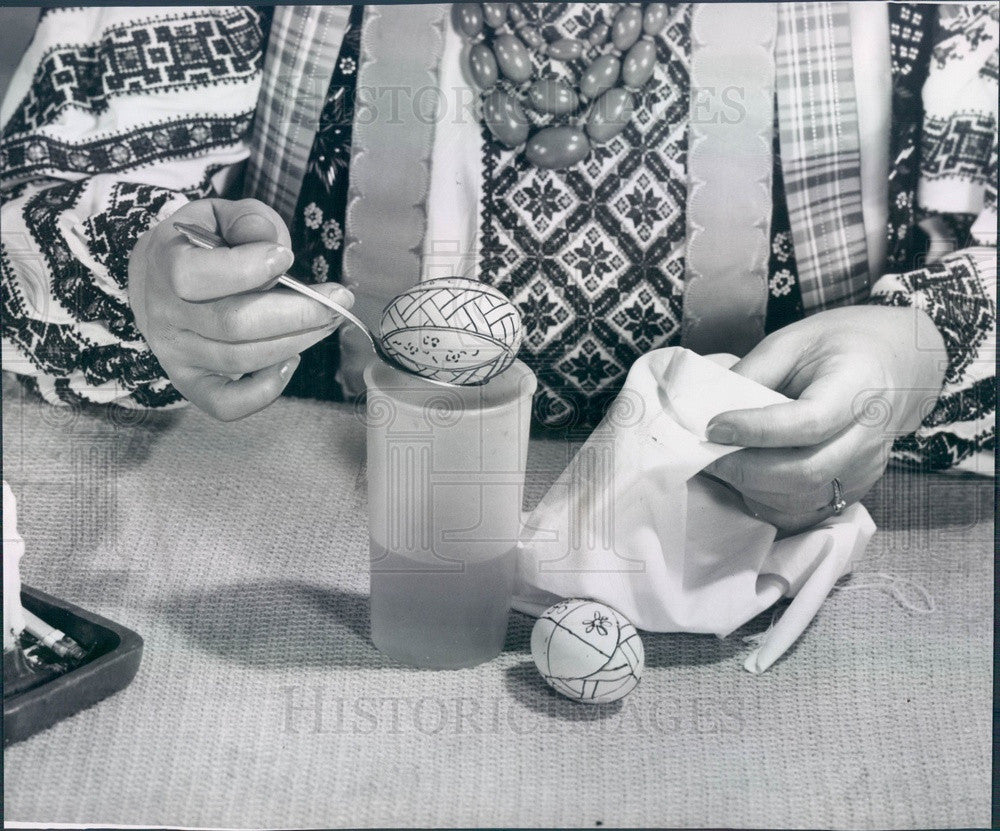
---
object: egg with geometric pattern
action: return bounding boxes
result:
[379,277,523,386]
[531,599,644,704]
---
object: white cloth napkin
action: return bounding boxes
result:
[514,348,876,673]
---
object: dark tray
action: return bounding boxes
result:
[3,585,143,746]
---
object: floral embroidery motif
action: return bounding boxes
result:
[769,268,795,297]
[290,6,362,289]
[311,256,329,281]
[516,178,571,230]
[765,127,804,332]
[618,186,665,235]
[478,3,690,428]
[284,4,363,402]
[771,231,793,263]
[320,218,343,251]
[303,202,323,229]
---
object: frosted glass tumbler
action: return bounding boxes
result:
[364,360,536,669]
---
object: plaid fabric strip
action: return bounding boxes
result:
[242,5,352,230]
[775,2,869,311]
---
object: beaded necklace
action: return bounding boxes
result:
[458,2,669,169]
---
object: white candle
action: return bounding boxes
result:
[3,481,27,651]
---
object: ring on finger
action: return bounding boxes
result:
[819,477,848,515]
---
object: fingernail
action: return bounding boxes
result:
[279,356,300,380]
[232,211,263,227]
[318,283,354,308]
[330,285,355,307]
[707,423,735,444]
[265,245,294,273]
[229,211,277,237]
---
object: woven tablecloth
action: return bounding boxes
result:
[2,378,992,829]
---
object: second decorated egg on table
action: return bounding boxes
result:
[531,598,645,704]
[379,277,523,386]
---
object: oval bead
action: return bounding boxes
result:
[587,22,610,46]
[547,37,585,61]
[622,40,656,89]
[492,34,532,83]
[580,54,620,100]
[586,87,634,143]
[526,79,579,115]
[518,25,545,49]
[525,126,590,169]
[458,3,484,37]
[482,2,506,28]
[469,43,498,89]
[482,89,529,148]
[507,4,525,25]
[643,3,669,36]
[611,6,643,50]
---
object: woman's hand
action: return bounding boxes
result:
[129,198,354,421]
[704,306,946,533]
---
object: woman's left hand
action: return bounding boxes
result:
[704,305,946,533]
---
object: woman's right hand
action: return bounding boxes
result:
[128,198,353,421]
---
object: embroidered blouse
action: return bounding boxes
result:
[1,4,996,473]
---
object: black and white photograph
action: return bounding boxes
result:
[1,1,996,828]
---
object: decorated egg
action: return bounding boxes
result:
[531,598,645,704]
[379,277,523,386]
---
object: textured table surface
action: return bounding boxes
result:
[2,380,992,829]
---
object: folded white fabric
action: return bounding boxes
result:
[514,348,876,673]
